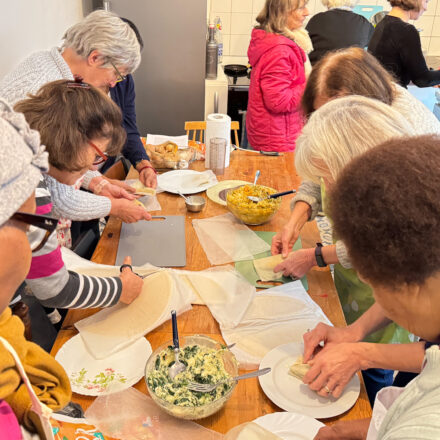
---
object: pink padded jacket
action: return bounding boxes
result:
[246,29,306,152]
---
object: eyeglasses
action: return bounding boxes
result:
[11,212,58,252]
[110,61,127,83]
[89,141,108,165]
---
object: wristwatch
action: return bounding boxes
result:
[315,242,327,267]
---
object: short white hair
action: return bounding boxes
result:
[321,0,359,9]
[295,96,416,184]
[62,10,141,73]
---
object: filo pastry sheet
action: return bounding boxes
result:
[222,282,331,369]
[75,270,192,359]
[192,213,270,265]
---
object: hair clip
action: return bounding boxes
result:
[67,75,91,89]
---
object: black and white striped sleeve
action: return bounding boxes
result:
[38,271,122,309]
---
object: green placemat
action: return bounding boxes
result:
[235,231,308,290]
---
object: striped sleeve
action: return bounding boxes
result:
[25,176,122,309]
[35,272,122,309]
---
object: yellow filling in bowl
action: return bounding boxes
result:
[226,185,281,225]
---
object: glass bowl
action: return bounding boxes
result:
[144,335,238,420]
[226,184,281,225]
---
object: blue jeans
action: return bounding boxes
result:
[362,368,394,406]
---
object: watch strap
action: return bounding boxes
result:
[315,242,327,267]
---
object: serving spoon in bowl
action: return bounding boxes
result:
[248,189,296,203]
[253,170,261,186]
[169,310,186,380]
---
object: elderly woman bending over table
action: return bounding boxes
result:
[0,10,153,246]
[313,135,440,439]
[272,95,418,403]
[13,80,144,312]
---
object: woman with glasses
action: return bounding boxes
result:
[0,10,156,246]
[0,98,71,438]
[12,79,145,312]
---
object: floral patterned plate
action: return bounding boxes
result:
[55,334,152,396]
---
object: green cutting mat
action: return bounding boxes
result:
[235,231,308,290]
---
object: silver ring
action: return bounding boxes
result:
[324,385,331,394]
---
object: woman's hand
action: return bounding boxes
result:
[271,201,311,257]
[119,256,144,304]
[99,181,136,200]
[110,199,152,223]
[273,248,316,278]
[303,342,366,398]
[271,222,301,257]
[139,167,158,189]
[303,322,362,362]
[313,419,370,440]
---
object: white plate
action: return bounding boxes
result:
[157,169,218,194]
[254,412,324,439]
[259,342,360,419]
[55,335,152,396]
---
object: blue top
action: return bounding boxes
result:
[103,74,149,172]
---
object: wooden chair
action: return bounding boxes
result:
[184,121,240,147]
[103,158,130,181]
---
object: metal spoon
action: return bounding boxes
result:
[248,189,296,203]
[177,191,189,202]
[253,170,261,186]
[187,367,271,393]
[169,310,186,380]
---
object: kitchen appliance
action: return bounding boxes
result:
[92,0,207,135]
[225,66,251,146]
[206,24,218,79]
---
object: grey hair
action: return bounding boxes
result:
[321,0,359,9]
[295,96,416,184]
[62,10,141,73]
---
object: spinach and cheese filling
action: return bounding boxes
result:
[147,345,232,407]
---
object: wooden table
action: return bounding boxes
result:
[51,152,371,433]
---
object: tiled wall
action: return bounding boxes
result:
[210,0,440,60]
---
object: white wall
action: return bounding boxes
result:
[0,0,84,79]
[210,0,440,60]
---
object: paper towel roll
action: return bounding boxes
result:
[205,113,231,168]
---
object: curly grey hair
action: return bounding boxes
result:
[62,10,141,73]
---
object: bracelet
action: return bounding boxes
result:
[94,179,110,195]
[315,242,327,267]
[138,164,157,175]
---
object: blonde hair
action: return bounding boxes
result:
[295,96,415,184]
[256,0,306,36]
[62,10,141,73]
[322,0,358,8]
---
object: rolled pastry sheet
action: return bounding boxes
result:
[288,355,311,381]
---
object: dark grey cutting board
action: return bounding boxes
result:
[115,216,186,267]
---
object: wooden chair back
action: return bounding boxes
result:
[184,121,240,147]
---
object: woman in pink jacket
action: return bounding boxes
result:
[247,0,312,152]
